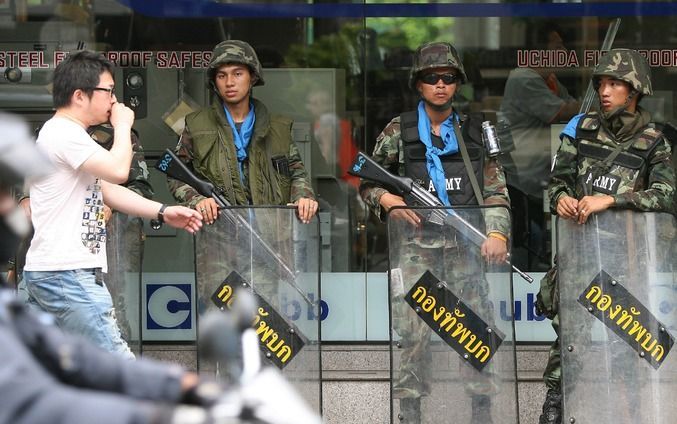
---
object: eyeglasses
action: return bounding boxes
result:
[420,73,458,85]
[90,87,115,97]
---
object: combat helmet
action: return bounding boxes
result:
[208,40,265,86]
[409,42,467,89]
[593,48,652,96]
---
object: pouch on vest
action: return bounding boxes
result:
[271,155,290,177]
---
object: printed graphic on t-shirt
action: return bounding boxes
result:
[81,179,106,254]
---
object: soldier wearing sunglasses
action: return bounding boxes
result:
[360,42,511,424]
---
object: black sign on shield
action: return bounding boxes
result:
[404,270,504,372]
[211,271,307,369]
[578,270,674,370]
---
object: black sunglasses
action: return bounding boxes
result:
[90,87,115,96]
[420,73,458,85]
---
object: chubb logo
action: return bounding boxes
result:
[499,293,545,322]
[146,283,192,329]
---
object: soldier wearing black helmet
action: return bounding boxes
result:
[538,48,675,424]
[169,40,318,222]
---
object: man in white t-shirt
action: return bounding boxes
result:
[23,51,203,358]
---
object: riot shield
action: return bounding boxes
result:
[558,210,677,423]
[388,205,518,424]
[194,206,321,413]
[104,212,144,355]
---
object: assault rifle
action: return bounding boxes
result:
[156,149,313,304]
[350,151,533,283]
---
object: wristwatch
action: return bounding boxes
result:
[150,204,167,230]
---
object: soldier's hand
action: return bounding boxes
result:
[576,195,614,224]
[294,197,319,224]
[109,102,135,129]
[379,192,420,227]
[196,198,219,225]
[481,235,508,265]
[164,205,203,233]
[556,195,578,220]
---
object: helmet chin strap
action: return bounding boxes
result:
[601,89,637,120]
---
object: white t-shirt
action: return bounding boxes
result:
[25,116,108,272]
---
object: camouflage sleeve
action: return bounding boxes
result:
[482,157,511,236]
[359,117,404,221]
[167,125,207,208]
[122,130,154,200]
[547,135,578,215]
[612,136,675,212]
[288,140,316,203]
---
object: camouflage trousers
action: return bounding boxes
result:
[543,226,649,391]
[392,241,499,400]
[194,212,301,316]
[538,265,561,390]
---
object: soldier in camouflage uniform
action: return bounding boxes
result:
[16,125,153,351]
[168,40,317,314]
[538,48,675,424]
[360,42,511,424]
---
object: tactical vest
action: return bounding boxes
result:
[574,112,662,196]
[185,98,294,206]
[401,111,485,205]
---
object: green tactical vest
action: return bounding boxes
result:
[185,98,294,205]
[574,112,663,196]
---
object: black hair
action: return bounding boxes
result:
[527,20,565,50]
[52,51,114,108]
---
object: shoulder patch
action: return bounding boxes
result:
[579,115,600,131]
[88,125,113,146]
[632,127,661,151]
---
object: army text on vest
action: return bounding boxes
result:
[574,112,662,196]
[401,111,485,205]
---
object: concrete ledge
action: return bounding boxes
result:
[140,342,551,422]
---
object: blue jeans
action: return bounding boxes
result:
[22,269,134,359]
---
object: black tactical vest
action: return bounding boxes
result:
[574,112,662,195]
[401,111,485,205]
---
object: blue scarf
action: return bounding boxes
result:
[224,103,256,182]
[416,101,459,206]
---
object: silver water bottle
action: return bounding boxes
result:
[481,121,501,157]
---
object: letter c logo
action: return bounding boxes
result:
[147,284,192,329]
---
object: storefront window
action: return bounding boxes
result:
[2,1,675,342]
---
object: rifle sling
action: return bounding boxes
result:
[580,125,639,196]
[453,120,484,205]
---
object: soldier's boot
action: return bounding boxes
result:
[398,398,421,424]
[538,388,562,424]
[470,395,493,424]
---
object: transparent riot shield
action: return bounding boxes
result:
[558,210,677,423]
[388,205,518,424]
[104,212,144,355]
[194,206,321,413]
